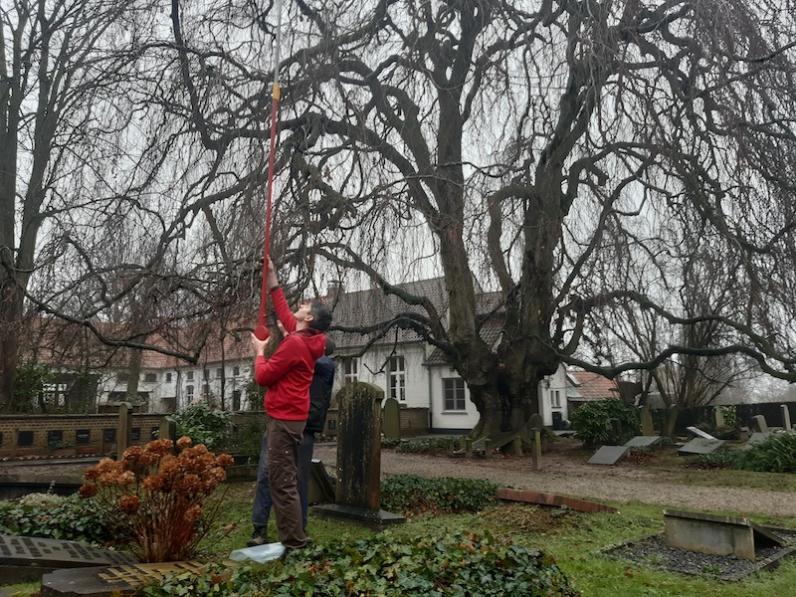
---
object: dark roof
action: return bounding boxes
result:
[424,321,503,366]
[328,277,449,351]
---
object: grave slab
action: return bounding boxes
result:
[677,437,725,455]
[587,445,629,465]
[0,535,134,584]
[496,488,617,513]
[664,510,784,561]
[686,426,717,440]
[624,436,663,450]
[313,504,405,529]
[41,561,207,596]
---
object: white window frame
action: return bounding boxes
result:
[186,385,194,401]
[343,357,359,385]
[551,389,561,408]
[442,377,466,411]
[389,355,406,402]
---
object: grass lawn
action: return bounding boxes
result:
[4,481,796,596]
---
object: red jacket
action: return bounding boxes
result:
[254,287,326,421]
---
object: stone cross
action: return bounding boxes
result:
[782,405,792,431]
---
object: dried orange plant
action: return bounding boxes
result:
[79,436,234,562]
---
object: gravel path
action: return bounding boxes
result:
[313,444,796,519]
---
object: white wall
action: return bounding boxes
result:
[538,364,569,426]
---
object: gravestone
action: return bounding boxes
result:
[747,432,772,446]
[41,561,207,596]
[640,405,655,436]
[159,417,177,442]
[0,535,134,583]
[664,510,784,561]
[588,445,629,465]
[117,402,133,455]
[686,426,717,440]
[713,407,726,429]
[314,383,404,529]
[751,414,769,433]
[624,436,663,451]
[678,437,725,455]
[382,397,401,441]
[782,405,792,431]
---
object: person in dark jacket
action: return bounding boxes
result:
[248,338,336,546]
[297,338,336,529]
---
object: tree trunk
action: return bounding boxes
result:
[126,349,142,407]
[0,282,23,411]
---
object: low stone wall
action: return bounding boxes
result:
[0,411,266,459]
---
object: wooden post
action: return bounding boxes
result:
[533,430,542,471]
[117,402,133,457]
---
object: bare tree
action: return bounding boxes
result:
[248,0,796,445]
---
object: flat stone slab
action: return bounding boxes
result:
[747,432,772,446]
[686,426,717,440]
[587,445,629,465]
[313,504,405,530]
[678,437,725,455]
[624,436,663,450]
[496,488,616,513]
[0,535,134,584]
[41,561,208,596]
[664,510,783,561]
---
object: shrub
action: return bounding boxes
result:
[736,432,796,473]
[0,493,115,544]
[392,436,457,454]
[79,436,233,562]
[381,474,497,516]
[570,399,639,448]
[170,403,232,452]
[144,531,578,596]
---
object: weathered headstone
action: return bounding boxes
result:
[678,437,725,455]
[640,405,655,436]
[0,535,134,583]
[782,405,792,431]
[382,397,401,441]
[624,436,663,451]
[746,432,772,447]
[41,561,207,596]
[686,426,717,440]
[159,417,177,442]
[588,445,629,465]
[117,402,133,455]
[713,407,726,429]
[314,383,404,528]
[751,414,769,433]
[664,510,783,561]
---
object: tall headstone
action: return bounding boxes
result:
[782,405,792,431]
[640,405,655,436]
[382,397,401,440]
[117,402,133,456]
[159,417,176,442]
[751,414,769,433]
[713,407,726,429]
[314,383,404,528]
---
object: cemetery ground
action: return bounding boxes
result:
[3,437,796,596]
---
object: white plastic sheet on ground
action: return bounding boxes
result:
[229,541,286,563]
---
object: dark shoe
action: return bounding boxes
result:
[246,527,268,547]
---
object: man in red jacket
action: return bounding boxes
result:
[250,259,331,550]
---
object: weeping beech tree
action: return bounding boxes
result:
[263,0,796,445]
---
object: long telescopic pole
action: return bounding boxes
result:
[255,0,284,341]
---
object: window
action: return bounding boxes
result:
[116,372,129,383]
[103,428,116,443]
[389,356,406,401]
[186,371,194,381]
[202,384,210,397]
[165,372,172,383]
[144,372,157,383]
[186,385,194,401]
[216,368,223,379]
[203,369,209,381]
[233,366,240,377]
[131,428,141,441]
[343,358,359,385]
[18,430,34,447]
[443,378,466,411]
[232,390,241,411]
[150,427,159,439]
[551,390,561,408]
[47,430,63,448]
[76,429,91,444]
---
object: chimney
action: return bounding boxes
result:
[326,279,343,303]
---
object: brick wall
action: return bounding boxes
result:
[323,406,428,438]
